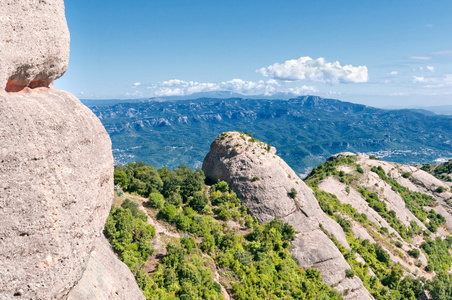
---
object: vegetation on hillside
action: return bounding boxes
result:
[305,155,452,299]
[421,160,452,182]
[108,162,342,299]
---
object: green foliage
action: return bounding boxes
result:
[370,166,445,233]
[407,248,420,259]
[420,236,452,272]
[426,271,452,300]
[104,200,155,274]
[288,187,297,199]
[422,160,452,182]
[345,268,354,278]
[158,204,177,221]
[402,172,411,178]
[147,192,165,209]
[114,170,130,189]
[188,191,208,212]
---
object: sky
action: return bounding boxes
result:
[55,0,452,108]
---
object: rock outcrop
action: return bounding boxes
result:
[67,237,145,300]
[316,153,452,279]
[0,1,143,299]
[203,132,373,299]
[0,0,69,92]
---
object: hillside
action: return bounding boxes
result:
[107,132,452,300]
[87,96,452,175]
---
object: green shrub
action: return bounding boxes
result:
[345,268,355,278]
[407,248,420,258]
[147,192,165,209]
[158,205,177,221]
[288,188,297,199]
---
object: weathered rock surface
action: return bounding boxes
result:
[202,132,373,299]
[67,236,146,300]
[0,89,113,299]
[0,1,144,299]
[0,0,70,92]
[317,153,450,279]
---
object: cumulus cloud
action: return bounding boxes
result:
[426,66,435,72]
[412,74,452,88]
[388,71,398,76]
[257,56,368,84]
[410,56,431,60]
[137,78,318,97]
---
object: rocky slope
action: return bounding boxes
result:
[308,153,452,280]
[202,132,373,299]
[0,1,143,299]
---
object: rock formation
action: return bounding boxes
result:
[0,1,144,299]
[203,132,373,299]
[316,153,452,280]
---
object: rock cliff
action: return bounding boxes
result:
[311,153,452,280]
[203,132,373,299]
[0,1,143,299]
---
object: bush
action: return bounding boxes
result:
[159,205,177,221]
[436,186,446,193]
[288,188,297,199]
[147,192,165,209]
[395,241,403,248]
[189,191,208,212]
[356,166,364,174]
[407,248,420,258]
[167,193,182,207]
[402,172,411,178]
[345,268,355,278]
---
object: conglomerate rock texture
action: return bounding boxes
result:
[0,1,144,299]
[0,0,70,92]
[203,132,373,299]
[67,236,146,300]
[0,89,113,299]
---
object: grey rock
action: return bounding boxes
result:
[0,89,113,299]
[0,0,69,92]
[202,132,373,299]
[67,236,146,300]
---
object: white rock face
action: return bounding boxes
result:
[0,1,144,299]
[67,236,146,300]
[202,132,373,299]
[0,89,113,299]
[0,0,69,91]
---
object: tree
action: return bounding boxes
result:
[147,192,165,209]
[189,191,208,212]
[114,170,130,189]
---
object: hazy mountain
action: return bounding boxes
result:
[86,95,452,174]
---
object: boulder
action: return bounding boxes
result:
[0,1,144,298]
[202,132,373,299]
[0,89,113,299]
[0,0,69,92]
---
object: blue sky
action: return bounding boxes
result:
[55,0,452,107]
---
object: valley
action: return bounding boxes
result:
[85,96,452,175]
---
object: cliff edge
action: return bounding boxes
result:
[0,1,143,299]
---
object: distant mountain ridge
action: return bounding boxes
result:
[86,95,452,174]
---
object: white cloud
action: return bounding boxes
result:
[136,78,318,97]
[412,74,452,88]
[413,76,426,83]
[257,56,368,84]
[388,71,398,76]
[132,82,142,88]
[425,24,434,28]
[409,56,431,60]
[426,66,435,72]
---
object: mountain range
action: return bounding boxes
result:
[85,95,452,175]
